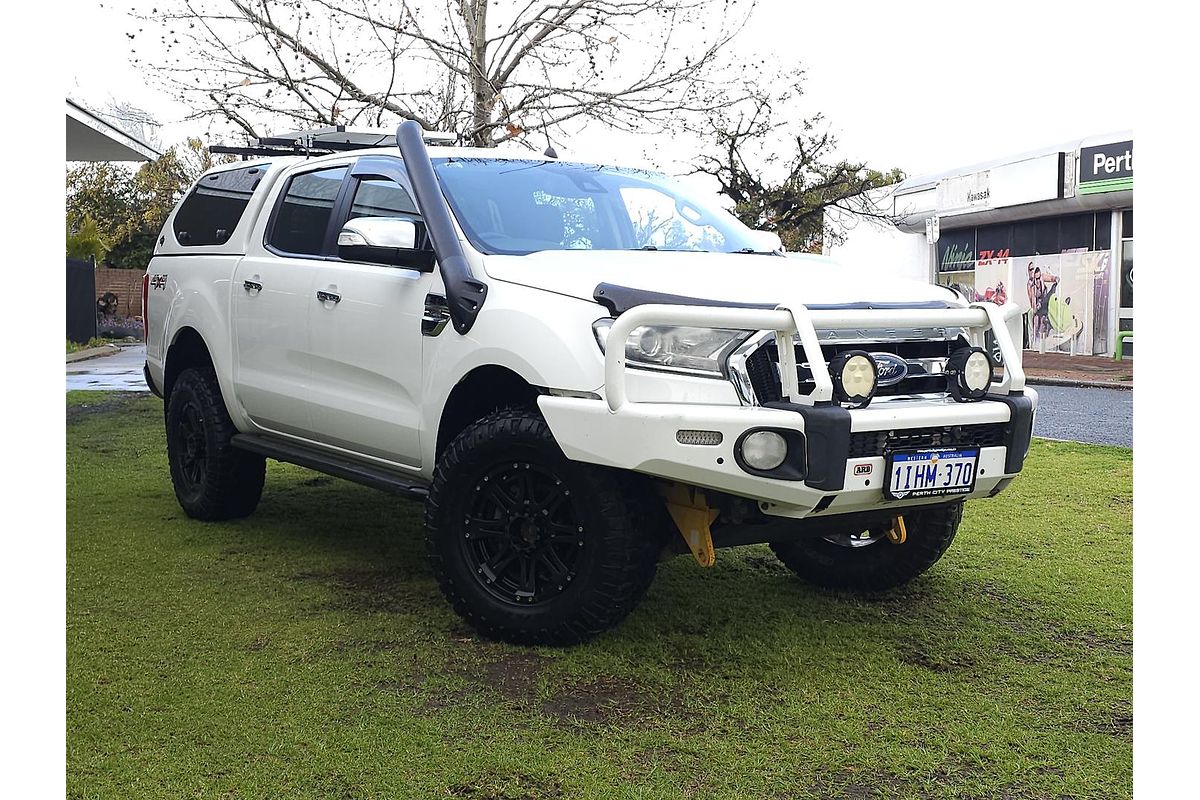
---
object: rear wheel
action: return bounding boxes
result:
[770,503,962,592]
[166,368,265,521]
[426,407,661,645]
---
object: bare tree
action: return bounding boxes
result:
[131,0,769,147]
[694,89,905,252]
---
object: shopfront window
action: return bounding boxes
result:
[1120,210,1133,315]
[934,210,1121,356]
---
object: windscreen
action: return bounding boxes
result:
[432,158,762,256]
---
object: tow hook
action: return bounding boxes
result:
[886,515,907,544]
[659,483,718,567]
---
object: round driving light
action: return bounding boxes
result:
[828,350,878,407]
[739,430,788,471]
[963,351,992,391]
[947,346,993,401]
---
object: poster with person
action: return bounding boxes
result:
[975,255,1011,307]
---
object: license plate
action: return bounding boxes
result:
[885,448,979,500]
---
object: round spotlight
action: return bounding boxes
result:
[829,350,878,407]
[947,346,994,401]
[739,430,788,471]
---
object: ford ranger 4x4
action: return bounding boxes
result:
[143,122,1036,645]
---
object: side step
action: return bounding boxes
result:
[232,433,429,500]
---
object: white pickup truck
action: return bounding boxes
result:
[143,122,1036,645]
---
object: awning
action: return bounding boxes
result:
[66,98,161,162]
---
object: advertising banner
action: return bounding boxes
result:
[1019,250,1110,355]
[975,256,1011,307]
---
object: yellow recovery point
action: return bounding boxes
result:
[659,483,719,567]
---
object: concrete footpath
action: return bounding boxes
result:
[1021,352,1132,390]
[66,343,149,392]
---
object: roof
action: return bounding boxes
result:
[893,130,1133,196]
[65,98,162,162]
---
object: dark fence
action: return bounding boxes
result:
[66,258,97,344]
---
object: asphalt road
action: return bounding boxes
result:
[1032,384,1132,448]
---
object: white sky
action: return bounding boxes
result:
[68,0,1134,179]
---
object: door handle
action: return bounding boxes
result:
[316,289,341,304]
[243,279,263,292]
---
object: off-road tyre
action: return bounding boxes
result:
[426,407,662,646]
[165,367,265,521]
[770,502,963,592]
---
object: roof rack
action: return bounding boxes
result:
[210,125,460,159]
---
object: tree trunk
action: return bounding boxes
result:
[467,1,491,146]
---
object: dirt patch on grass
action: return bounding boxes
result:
[480,651,551,700]
[421,648,684,728]
[1074,700,1133,739]
[66,392,148,425]
[446,772,564,800]
[290,567,440,613]
[895,641,977,673]
[541,675,659,725]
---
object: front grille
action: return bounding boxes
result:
[848,423,1009,458]
[744,340,954,404]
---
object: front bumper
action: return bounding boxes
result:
[543,298,1036,520]
[538,389,1037,519]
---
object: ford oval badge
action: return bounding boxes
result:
[871,353,909,386]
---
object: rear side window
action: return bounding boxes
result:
[267,166,348,256]
[173,164,270,246]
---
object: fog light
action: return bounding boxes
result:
[829,350,877,407]
[947,346,993,401]
[739,430,788,470]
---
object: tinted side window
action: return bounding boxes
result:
[267,166,348,255]
[349,177,418,220]
[173,163,270,246]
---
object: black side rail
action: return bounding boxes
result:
[395,120,487,334]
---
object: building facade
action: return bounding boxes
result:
[826,132,1132,357]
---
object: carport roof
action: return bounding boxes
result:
[66,98,162,162]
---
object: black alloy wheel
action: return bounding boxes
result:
[173,397,209,491]
[462,461,585,605]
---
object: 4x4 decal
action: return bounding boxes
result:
[150,274,168,290]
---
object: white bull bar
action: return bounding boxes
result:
[604,301,1026,412]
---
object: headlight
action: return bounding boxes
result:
[592,319,752,377]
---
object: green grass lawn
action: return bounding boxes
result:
[66,393,1132,800]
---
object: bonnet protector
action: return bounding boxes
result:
[396,121,487,334]
[593,283,956,317]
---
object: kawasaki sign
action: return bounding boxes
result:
[1079,140,1132,195]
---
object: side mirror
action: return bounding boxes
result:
[337,217,435,272]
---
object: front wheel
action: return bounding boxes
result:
[770,503,963,592]
[425,408,661,645]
